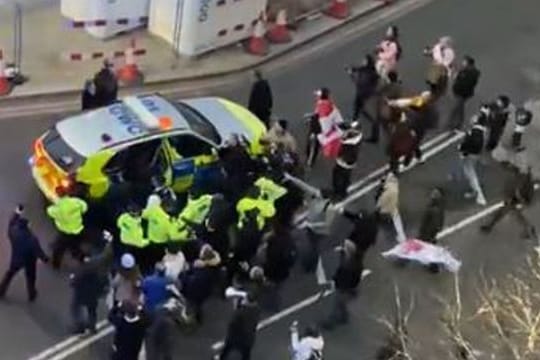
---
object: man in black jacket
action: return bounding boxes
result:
[481,165,537,238]
[331,123,363,200]
[248,70,273,128]
[453,106,488,205]
[322,239,363,330]
[93,59,118,107]
[347,55,380,141]
[110,302,148,360]
[215,293,261,360]
[418,188,446,273]
[447,56,481,130]
[70,255,107,334]
[486,96,511,151]
[0,205,49,302]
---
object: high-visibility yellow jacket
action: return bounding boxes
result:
[180,194,213,225]
[47,196,88,235]
[236,197,275,230]
[117,213,149,248]
[142,204,171,244]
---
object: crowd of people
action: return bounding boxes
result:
[0,24,538,360]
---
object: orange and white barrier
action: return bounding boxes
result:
[324,0,350,19]
[267,9,292,44]
[60,46,146,62]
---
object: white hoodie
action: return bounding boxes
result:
[290,329,324,360]
[162,251,186,280]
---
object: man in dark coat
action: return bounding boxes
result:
[486,96,511,151]
[347,55,380,142]
[340,208,379,261]
[70,255,107,334]
[248,70,273,128]
[376,71,403,137]
[110,302,147,360]
[93,59,118,107]
[418,188,446,273]
[0,205,49,302]
[481,165,536,238]
[447,56,481,130]
[322,239,362,329]
[215,293,261,360]
[81,79,99,111]
[262,226,297,311]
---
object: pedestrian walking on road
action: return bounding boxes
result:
[377,71,404,136]
[387,112,417,174]
[322,239,362,330]
[447,56,481,130]
[424,36,455,97]
[70,255,108,334]
[110,302,148,360]
[453,106,488,205]
[94,59,118,107]
[376,173,407,243]
[481,164,537,238]
[486,96,511,151]
[214,292,261,360]
[0,205,49,302]
[346,55,380,142]
[248,70,273,128]
[47,189,88,269]
[289,321,324,360]
[340,208,379,261]
[376,25,402,82]
[331,122,363,200]
[418,188,446,273]
[492,105,533,165]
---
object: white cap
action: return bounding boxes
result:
[121,253,136,269]
[146,194,161,208]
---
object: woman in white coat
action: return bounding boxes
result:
[290,321,324,360]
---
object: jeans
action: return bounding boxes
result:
[71,298,98,332]
[460,155,486,201]
[0,259,37,299]
[447,95,467,130]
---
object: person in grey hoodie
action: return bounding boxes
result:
[290,321,324,360]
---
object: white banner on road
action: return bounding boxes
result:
[382,238,462,273]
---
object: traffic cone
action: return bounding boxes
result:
[246,19,268,56]
[0,50,13,96]
[324,0,350,19]
[116,39,144,87]
[267,9,292,44]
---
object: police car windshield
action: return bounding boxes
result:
[42,127,85,172]
[172,102,221,144]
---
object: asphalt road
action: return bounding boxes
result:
[0,0,540,359]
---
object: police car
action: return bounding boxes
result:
[30,94,266,202]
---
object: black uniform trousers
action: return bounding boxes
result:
[332,164,352,200]
[71,298,98,332]
[52,232,84,269]
[483,202,535,237]
[0,259,37,299]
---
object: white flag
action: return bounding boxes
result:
[382,238,462,273]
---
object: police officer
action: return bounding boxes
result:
[47,190,88,269]
[142,194,171,267]
[0,205,49,301]
[331,122,363,200]
[117,205,149,273]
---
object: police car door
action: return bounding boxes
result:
[165,133,221,194]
